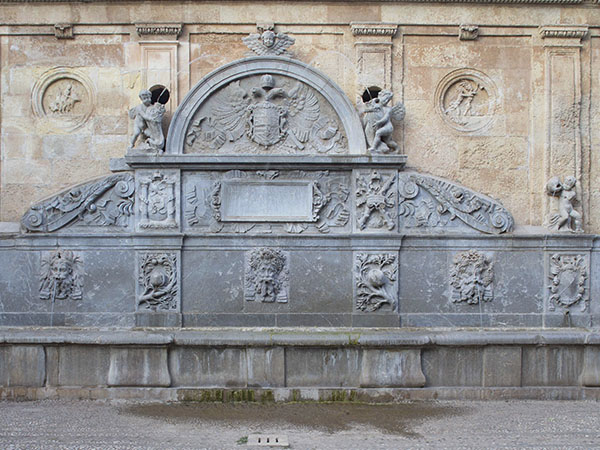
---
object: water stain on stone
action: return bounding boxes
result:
[122,402,467,438]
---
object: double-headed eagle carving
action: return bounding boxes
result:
[186,74,321,151]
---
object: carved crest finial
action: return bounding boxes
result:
[243,24,295,56]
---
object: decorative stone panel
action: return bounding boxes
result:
[40,249,83,302]
[547,253,588,312]
[135,170,180,231]
[137,252,180,312]
[31,67,95,132]
[22,173,135,233]
[449,250,494,305]
[355,170,397,232]
[183,170,351,234]
[245,248,290,303]
[398,172,514,234]
[354,252,398,312]
[434,68,498,133]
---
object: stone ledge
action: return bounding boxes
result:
[0,0,588,4]
[1,327,599,346]
[2,387,600,403]
[116,155,408,170]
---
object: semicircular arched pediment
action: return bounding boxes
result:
[166,56,366,155]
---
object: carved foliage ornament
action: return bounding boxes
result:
[245,248,289,303]
[40,250,83,301]
[435,68,497,133]
[548,253,588,312]
[355,253,398,312]
[22,173,135,232]
[138,253,178,311]
[185,74,347,155]
[449,250,493,305]
[242,24,295,56]
[398,172,514,234]
[356,170,397,231]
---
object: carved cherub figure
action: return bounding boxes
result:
[546,175,583,233]
[358,90,405,153]
[128,89,166,152]
[242,24,295,56]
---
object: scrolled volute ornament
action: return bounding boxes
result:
[22,173,135,232]
[398,172,514,234]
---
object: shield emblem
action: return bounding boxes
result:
[557,267,578,307]
[247,101,285,146]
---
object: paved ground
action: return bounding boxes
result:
[0,400,599,449]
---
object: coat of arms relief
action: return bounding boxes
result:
[185,74,347,154]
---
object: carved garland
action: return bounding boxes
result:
[22,173,135,232]
[398,172,514,234]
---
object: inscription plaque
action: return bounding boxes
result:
[221,180,314,222]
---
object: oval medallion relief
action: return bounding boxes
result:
[435,68,498,133]
[32,68,95,132]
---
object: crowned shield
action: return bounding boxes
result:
[247,101,286,146]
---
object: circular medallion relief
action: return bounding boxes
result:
[32,68,95,132]
[435,69,498,133]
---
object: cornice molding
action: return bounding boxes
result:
[136,23,182,38]
[0,0,592,4]
[539,26,589,39]
[351,23,398,37]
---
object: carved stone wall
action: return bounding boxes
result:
[0,5,597,233]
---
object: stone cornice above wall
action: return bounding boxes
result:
[539,26,589,39]
[351,23,398,37]
[0,0,594,4]
[136,23,182,38]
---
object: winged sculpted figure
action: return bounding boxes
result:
[186,74,326,152]
[242,25,295,56]
[358,90,405,154]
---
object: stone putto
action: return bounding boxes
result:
[358,90,405,154]
[129,89,166,152]
[546,176,583,233]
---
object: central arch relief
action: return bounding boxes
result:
[167,57,366,155]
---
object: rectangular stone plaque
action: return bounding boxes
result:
[221,180,314,222]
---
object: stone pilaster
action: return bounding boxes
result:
[539,25,588,225]
[351,22,398,93]
[136,23,182,115]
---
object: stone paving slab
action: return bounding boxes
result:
[0,400,599,449]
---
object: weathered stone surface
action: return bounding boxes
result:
[108,347,170,387]
[359,349,425,387]
[0,345,45,387]
[482,346,522,387]
[286,348,361,387]
[55,345,111,387]
[422,348,483,387]
[521,346,584,387]
[169,348,246,387]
